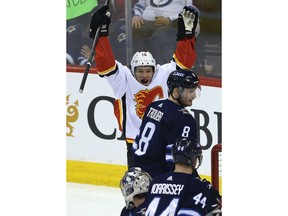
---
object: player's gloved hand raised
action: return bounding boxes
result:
[177,5,199,41]
[89,5,111,39]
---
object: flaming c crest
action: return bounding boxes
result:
[66,94,79,137]
[134,86,164,119]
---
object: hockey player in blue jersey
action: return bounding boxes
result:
[119,167,152,216]
[143,137,222,216]
[132,68,201,178]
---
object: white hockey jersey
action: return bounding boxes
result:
[95,36,196,144]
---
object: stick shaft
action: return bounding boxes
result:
[79,0,110,93]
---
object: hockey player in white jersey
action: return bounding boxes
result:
[89,4,199,168]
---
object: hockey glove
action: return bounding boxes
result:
[206,206,222,216]
[176,5,199,41]
[202,178,222,216]
[89,5,111,39]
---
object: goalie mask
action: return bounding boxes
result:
[172,138,203,169]
[130,51,156,75]
[119,167,152,209]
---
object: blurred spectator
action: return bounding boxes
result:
[132,0,200,65]
[192,0,222,78]
[66,11,94,65]
[98,0,137,65]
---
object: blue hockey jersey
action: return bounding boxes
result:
[132,99,198,178]
[143,172,220,216]
[120,203,147,216]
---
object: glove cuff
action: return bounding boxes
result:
[176,30,194,41]
[99,24,109,37]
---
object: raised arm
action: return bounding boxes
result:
[173,6,200,69]
[89,5,117,75]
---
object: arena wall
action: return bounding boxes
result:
[66,67,222,188]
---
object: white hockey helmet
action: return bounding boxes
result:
[119,167,152,209]
[130,51,156,75]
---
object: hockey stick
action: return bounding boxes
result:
[79,0,110,93]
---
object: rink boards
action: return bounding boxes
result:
[66,69,222,190]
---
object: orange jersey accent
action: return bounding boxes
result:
[95,37,117,76]
[114,99,123,132]
[173,37,196,69]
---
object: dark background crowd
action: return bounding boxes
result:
[66,0,221,79]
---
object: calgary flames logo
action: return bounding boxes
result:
[134,86,164,119]
[66,94,79,137]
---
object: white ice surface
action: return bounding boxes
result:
[67,182,125,216]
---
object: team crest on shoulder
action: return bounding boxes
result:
[166,175,173,181]
[135,208,146,216]
[178,108,190,114]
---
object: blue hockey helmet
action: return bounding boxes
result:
[167,69,199,94]
[172,137,203,169]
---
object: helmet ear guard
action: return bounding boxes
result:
[130,52,156,75]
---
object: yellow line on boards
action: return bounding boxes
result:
[66,160,222,194]
[66,160,128,187]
